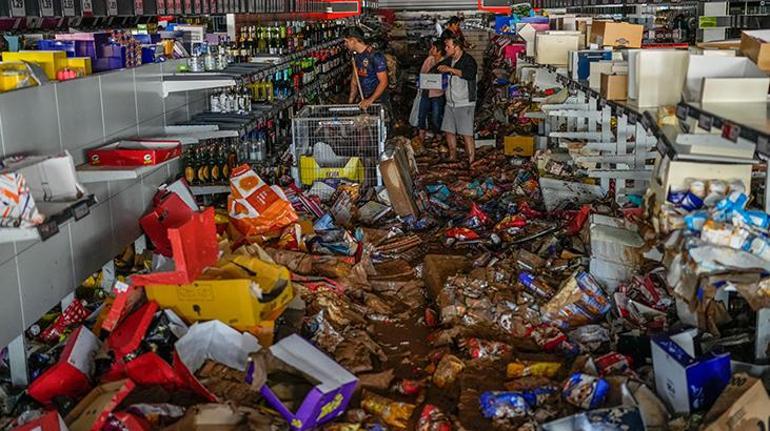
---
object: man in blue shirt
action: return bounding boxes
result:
[344,27,389,111]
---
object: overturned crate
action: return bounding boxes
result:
[291,104,386,188]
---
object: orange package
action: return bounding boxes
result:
[228,164,298,237]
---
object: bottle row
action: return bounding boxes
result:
[234,21,344,59]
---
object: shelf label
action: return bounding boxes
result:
[194,0,201,13]
[699,16,718,29]
[675,104,687,121]
[10,0,25,17]
[157,0,165,14]
[758,135,769,154]
[81,0,93,15]
[722,122,740,142]
[40,0,54,16]
[62,0,76,16]
[184,0,192,13]
[37,221,59,241]
[106,0,118,15]
[174,0,182,14]
[698,114,712,131]
[72,202,90,221]
[134,0,144,15]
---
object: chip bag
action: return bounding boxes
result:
[228,165,298,236]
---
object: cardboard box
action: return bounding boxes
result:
[12,411,69,431]
[504,135,535,157]
[298,156,364,186]
[587,215,644,292]
[517,23,538,57]
[651,330,731,414]
[601,73,628,101]
[570,50,612,80]
[87,139,182,167]
[685,55,767,102]
[589,61,614,90]
[163,404,245,431]
[648,155,753,205]
[65,57,92,76]
[700,77,770,104]
[379,144,419,217]
[2,50,67,79]
[628,49,689,107]
[423,254,472,300]
[740,30,770,72]
[536,32,580,65]
[65,380,135,431]
[591,21,643,48]
[27,327,100,406]
[703,373,770,431]
[259,334,358,431]
[145,255,294,331]
[134,207,218,281]
[1,152,86,204]
[418,73,448,90]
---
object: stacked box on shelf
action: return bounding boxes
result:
[55,32,124,72]
[1,51,67,80]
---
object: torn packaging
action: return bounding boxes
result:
[703,373,770,431]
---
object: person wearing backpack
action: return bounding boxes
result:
[437,35,477,164]
[344,27,389,112]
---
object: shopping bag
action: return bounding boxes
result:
[409,94,421,128]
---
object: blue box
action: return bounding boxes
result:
[37,40,76,57]
[651,330,731,414]
[495,16,515,35]
[571,50,613,81]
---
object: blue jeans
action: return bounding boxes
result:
[418,94,445,133]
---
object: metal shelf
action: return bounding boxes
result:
[0,195,96,245]
[190,185,231,195]
[678,101,770,156]
[162,75,237,98]
[75,157,179,184]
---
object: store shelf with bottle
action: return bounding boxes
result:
[230,19,347,61]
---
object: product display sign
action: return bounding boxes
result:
[106,0,118,14]
[40,0,54,16]
[63,0,76,16]
[134,0,144,14]
[10,0,25,17]
[81,0,93,15]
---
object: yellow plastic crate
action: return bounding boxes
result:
[65,57,92,76]
[2,51,67,80]
[299,155,365,186]
[145,255,294,331]
[0,68,35,92]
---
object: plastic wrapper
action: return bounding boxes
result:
[518,272,555,300]
[277,223,305,251]
[433,354,465,388]
[594,352,633,376]
[445,228,480,241]
[506,361,561,378]
[0,171,44,227]
[465,203,492,228]
[562,372,609,409]
[306,311,345,353]
[567,325,610,352]
[228,164,298,236]
[479,387,557,419]
[461,338,512,359]
[417,404,451,431]
[394,378,424,396]
[361,391,416,429]
[39,300,89,343]
[541,272,610,329]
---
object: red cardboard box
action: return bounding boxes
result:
[86,139,181,167]
[107,301,158,359]
[28,327,101,406]
[12,411,68,431]
[65,379,135,431]
[134,207,218,284]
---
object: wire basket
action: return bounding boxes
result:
[291,104,386,188]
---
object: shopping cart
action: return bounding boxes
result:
[291,104,386,188]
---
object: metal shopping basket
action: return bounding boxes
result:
[291,104,386,188]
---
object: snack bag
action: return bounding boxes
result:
[228,165,298,236]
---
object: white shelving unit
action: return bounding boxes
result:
[162,75,237,98]
[76,157,180,183]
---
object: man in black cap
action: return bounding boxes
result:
[344,27,389,112]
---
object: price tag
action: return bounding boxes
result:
[628,113,637,125]
[758,135,769,155]
[640,114,651,129]
[157,0,165,14]
[698,114,712,131]
[37,220,59,241]
[675,104,687,121]
[722,122,740,142]
[175,0,182,13]
[40,0,54,15]
[81,0,93,14]
[72,202,90,220]
[62,0,76,16]
[134,0,144,14]
[194,0,201,13]
[184,0,192,12]
[10,0,25,16]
